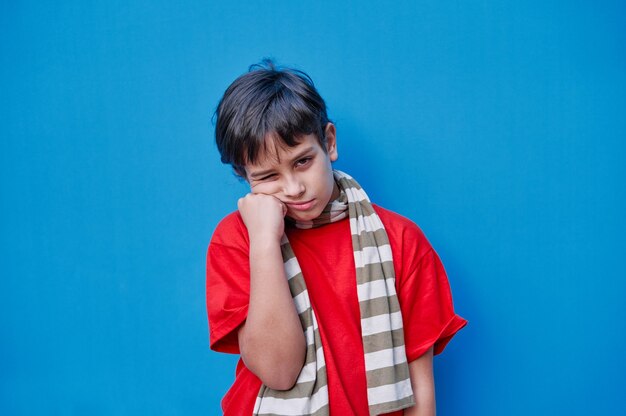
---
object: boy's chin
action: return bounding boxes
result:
[287,213,316,223]
[286,208,323,223]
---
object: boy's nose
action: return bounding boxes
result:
[283,176,305,198]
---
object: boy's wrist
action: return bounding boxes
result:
[249,233,283,250]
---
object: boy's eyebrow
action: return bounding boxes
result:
[248,146,316,179]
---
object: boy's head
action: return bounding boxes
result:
[214,59,332,178]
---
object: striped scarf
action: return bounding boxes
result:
[253,170,414,416]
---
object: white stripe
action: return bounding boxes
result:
[328,201,347,212]
[297,361,318,383]
[333,170,352,180]
[364,346,408,371]
[284,257,301,280]
[344,187,369,203]
[327,210,348,222]
[353,244,393,268]
[293,290,311,314]
[311,310,320,330]
[296,347,326,383]
[361,311,404,336]
[254,385,329,415]
[349,212,384,233]
[304,324,315,345]
[356,278,397,301]
[314,346,326,368]
[367,378,414,406]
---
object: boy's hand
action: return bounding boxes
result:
[238,193,287,242]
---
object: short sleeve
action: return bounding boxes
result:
[396,231,467,362]
[206,212,251,354]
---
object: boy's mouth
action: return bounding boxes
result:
[285,199,315,211]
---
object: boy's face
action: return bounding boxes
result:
[245,123,339,222]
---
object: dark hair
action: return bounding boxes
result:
[213,59,331,177]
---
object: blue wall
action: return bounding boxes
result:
[2,1,625,415]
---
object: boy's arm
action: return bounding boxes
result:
[404,346,436,416]
[237,193,306,391]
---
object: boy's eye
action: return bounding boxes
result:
[258,173,277,181]
[295,157,312,167]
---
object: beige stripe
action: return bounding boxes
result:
[338,175,363,190]
[280,243,296,259]
[299,317,320,347]
[362,328,405,354]
[367,377,414,406]
[352,230,378,251]
[298,309,313,331]
[302,343,324,367]
[256,405,330,416]
[287,272,308,298]
[355,261,395,285]
[368,394,415,416]
[359,295,401,319]
[255,385,329,415]
[260,366,328,399]
[349,201,376,218]
[366,361,411,389]
[350,228,390,250]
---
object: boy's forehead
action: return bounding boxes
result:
[245,132,304,170]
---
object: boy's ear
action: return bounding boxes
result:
[325,123,338,162]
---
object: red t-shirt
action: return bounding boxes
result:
[206,205,467,415]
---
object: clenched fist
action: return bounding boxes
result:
[238,193,287,243]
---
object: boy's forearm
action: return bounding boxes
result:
[239,236,306,390]
[403,394,435,416]
[404,347,436,416]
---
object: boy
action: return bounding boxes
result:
[206,60,466,416]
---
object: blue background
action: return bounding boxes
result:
[2,1,625,415]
